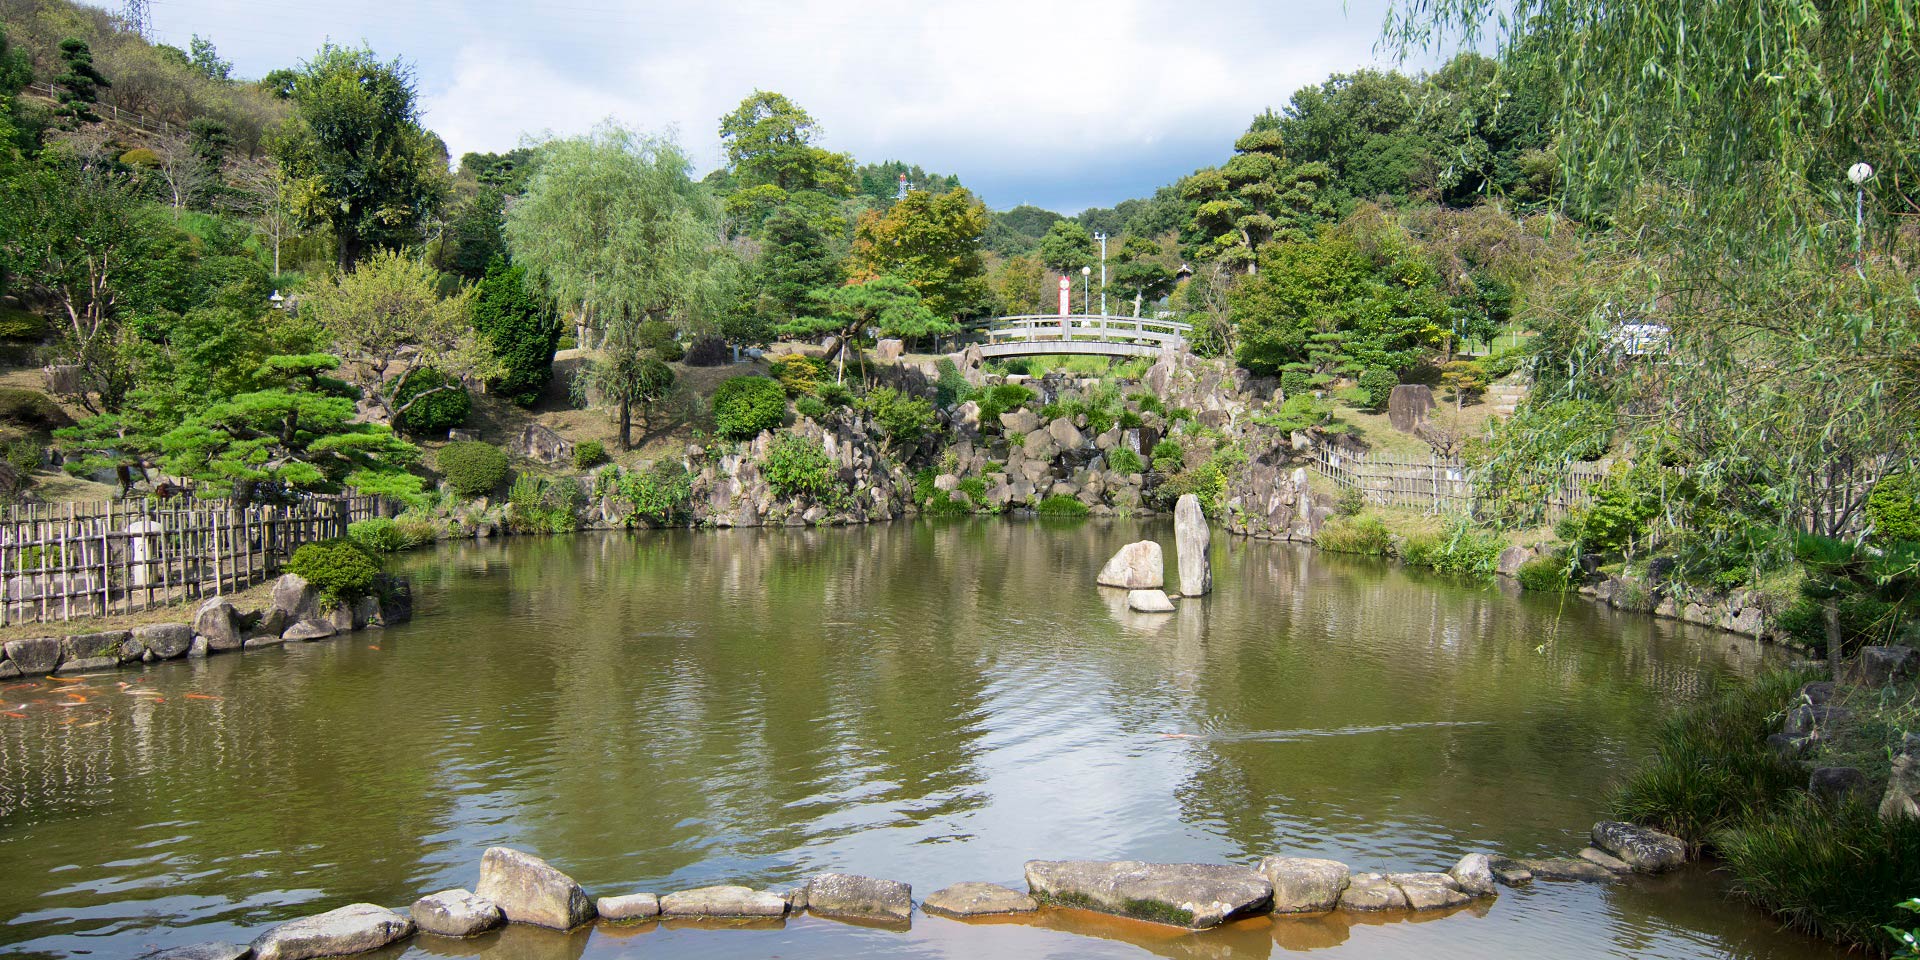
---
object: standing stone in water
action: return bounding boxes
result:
[476,847,595,929]
[1097,541,1164,589]
[1174,494,1212,597]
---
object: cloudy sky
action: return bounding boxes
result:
[116,0,1419,212]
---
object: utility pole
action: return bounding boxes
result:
[122,0,154,40]
[1093,231,1108,317]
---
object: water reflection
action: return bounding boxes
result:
[0,520,1826,960]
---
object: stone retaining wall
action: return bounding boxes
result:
[0,573,410,680]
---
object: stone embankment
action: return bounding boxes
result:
[1767,657,1920,819]
[0,573,410,680]
[153,823,1690,958]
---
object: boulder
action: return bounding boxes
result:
[62,630,129,663]
[271,574,321,623]
[1386,384,1435,433]
[1525,858,1615,882]
[251,607,290,640]
[804,873,912,921]
[1000,409,1041,436]
[3,637,61,675]
[1336,873,1406,911]
[1796,681,1837,705]
[1767,732,1815,759]
[1255,856,1349,913]
[1046,417,1084,451]
[510,423,574,466]
[1173,494,1212,597]
[1855,645,1919,686]
[1097,541,1164,589]
[1809,767,1871,804]
[1023,860,1272,929]
[1577,848,1634,875]
[194,597,244,652]
[1590,821,1687,873]
[657,885,788,918]
[1496,545,1536,578]
[133,623,193,659]
[595,893,661,922]
[325,602,354,632]
[411,889,503,938]
[1783,703,1852,738]
[249,903,413,960]
[475,846,595,930]
[1388,873,1471,910]
[153,943,250,960]
[1883,749,1920,822]
[1127,589,1176,613]
[1446,853,1498,898]
[920,882,1038,918]
[874,338,905,361]
[282,620,337,642]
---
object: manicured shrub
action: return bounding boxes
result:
[1280,370,1315,396]
[857,387,935,449]
[762,432,841,503]
[1358,367,1400,410]
[437,440,509,498]
[391,368,471,437]
[794,395,829,422]
[285,538,381,603]
[1867,473,1920,544]
[347,517,406,554]
[818,382,853,407]
[770,355,825,396]
[1516,553,1574,592]
[1035,494,1090,517]
[1107,447,1144,474]
[571,440,607,470]
[684,335,730,366]
[119,147,159,167]
[711,376,787,440]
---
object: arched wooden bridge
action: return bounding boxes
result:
[976,314,1190,359]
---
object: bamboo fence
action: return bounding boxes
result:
[0,495,386,626]
[1307,439,1610,520]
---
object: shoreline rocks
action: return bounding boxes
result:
[658,885,788,919]
[410,889,503,938]
[476,847,595,930]
[1257,856,1349,914]
[1589,821,1687,874]
[1024,860,1273,929]
[250,904,412,960]
[804,873,912,922]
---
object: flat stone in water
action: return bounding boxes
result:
[921,882,1038,918]
[596,893,661,921]
[1590,821,1688,873]
[1578,847,1635,875]
[1337,873,1406,911]
[1388,873,1471,911]
[249,903,413,960]
[1256,856,1350,913]
[1126,588,1176,613]
[804,873,912,921]
[658,885,788,918]
[1024,860,1272,929]
[410,889,503,938]
[153,943,250,960]
[1527,858,1616,882]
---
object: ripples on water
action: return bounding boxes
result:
[0,520,1837,959]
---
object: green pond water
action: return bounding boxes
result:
[0,520,1842,959]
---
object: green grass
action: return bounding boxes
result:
[1717,796,1920,951]
[1035,495,1090,517]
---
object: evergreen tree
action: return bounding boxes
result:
[759,207,838,321]
[471,256,561,406]
[53,38,109,127]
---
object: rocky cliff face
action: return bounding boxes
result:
[688,416,912,528]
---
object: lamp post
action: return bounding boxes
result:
[1081,265,1091,316]
[1093,231,1108,317]
[1847,162,1875,254]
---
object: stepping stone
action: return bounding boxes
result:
[921,882,1038,918]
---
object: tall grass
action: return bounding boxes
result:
[1316,515,1394,556]
[1717,797,1920,951]
[1610,670,1813,847]
[1612,668,1920,954]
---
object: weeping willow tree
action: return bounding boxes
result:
[1391,0,1920,543]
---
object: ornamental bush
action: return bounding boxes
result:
[437,440,510,498]
[1280,370,1315,397]
[770,355,825,396]
[1358,367,1399,410]
[571,440,607,470]
[762,432,841,503]
[712,376,787,440]
[1867,473,1920,544]
[285,538,381,603]
[391,368,471,437]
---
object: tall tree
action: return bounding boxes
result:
[1111,237,1176,317]
[1036,220,1095,275]
[53,38,109,127]
[506,123,714,449]
[299,251,499,425]
[1184,126,1336,273]
[848,188,989,319]
[758,206,838,321]
[717,91,853,238]
[269,45,449,270]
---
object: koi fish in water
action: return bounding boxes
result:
[183,693,220,701]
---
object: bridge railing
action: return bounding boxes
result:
[985,314,1191,348]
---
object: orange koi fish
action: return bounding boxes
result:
[184,693,220,701]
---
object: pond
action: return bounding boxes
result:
[0,520,1840,959]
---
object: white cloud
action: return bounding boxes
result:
[133,0,1408,210]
